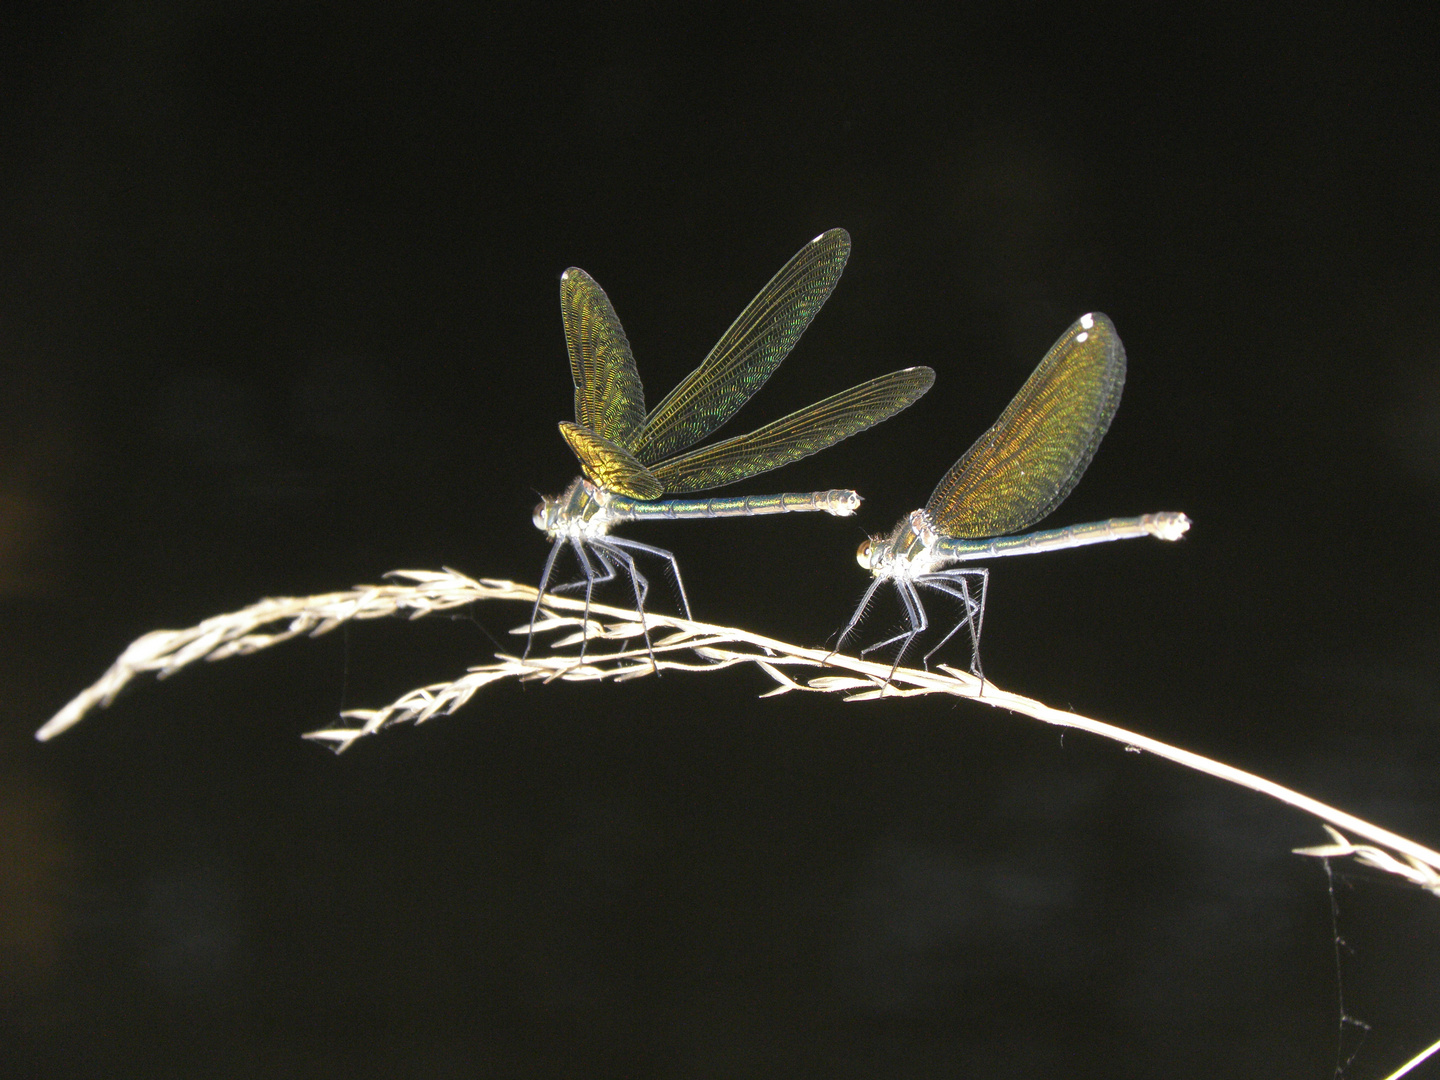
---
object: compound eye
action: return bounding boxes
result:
[532,499,548,529]
[855,539,872,568]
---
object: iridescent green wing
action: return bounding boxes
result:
[925,313,1126,538]
[558,421,663,500]
[649,366,934,494]
[560,267,646,446]
[628,228,851,464]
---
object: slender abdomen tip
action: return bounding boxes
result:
[1145,512,1191,541]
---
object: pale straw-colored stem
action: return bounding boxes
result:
[35,566,1440,1077]
[36,568,1440,900]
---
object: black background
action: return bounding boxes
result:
[5,5,1440,1077]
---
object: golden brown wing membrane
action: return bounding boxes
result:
[651,367,935,493]
[558,421,663,500]
[561,268,647,447]
[925,313,1125,538]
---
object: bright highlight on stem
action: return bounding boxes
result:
[34,568,1440,910]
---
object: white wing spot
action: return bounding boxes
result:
[1080,313,1095,329]
[1076,331,1089,343]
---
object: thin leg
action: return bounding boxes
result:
[831,576,887,660]
[526,537,568,660]
[569,537,601,662]
[590,544,631,600]
[915,579,976,660]
[591,538,658,669]
[536,536,683,669]
[858,581,928,657]
[603,535,691,620]
[971,569,987,687]
[919,568,989,686]
[591,540,651,610]
[889,578,930,682]
[553,547,620,594]
[855,578,929,686]
[545,543,619,658]
[553,538,684,618]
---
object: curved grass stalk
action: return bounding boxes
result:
[35,568,1440,902]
